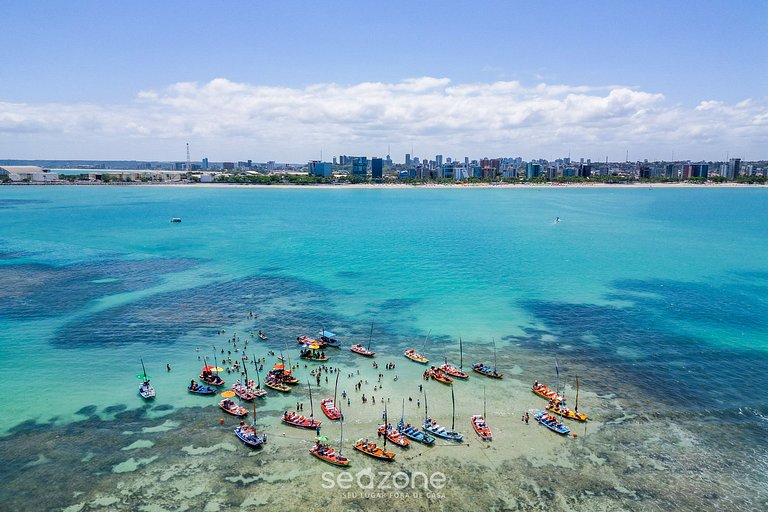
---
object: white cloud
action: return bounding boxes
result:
[0,77,766,161]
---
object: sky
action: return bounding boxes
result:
[0,0,766,163]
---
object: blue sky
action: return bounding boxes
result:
[1,1,766,162]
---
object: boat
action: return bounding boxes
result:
[545,375,588,421]
[138,358,155,399]
[427,366,453,385]
[321,373,343,420]
[440,337,469,379]
[282,411,321,429]
[533,410,571,435]
[404,348,429,364]
[353,439,396,461]
[200,353,225,386]
[310,441,350,467]
[350,344,375,357]
[397,398,434,445]
[422,388,463,442]
[319,327,342,348]
[170,218,182,223]
[234,401,267,448]
[264,376,291,392]
[243,361,267,398]
[268,362,299,385]
[377,423,410,447]
[297,335,326,348]
[472,337,503,379]
[187,380,216,395]
[471,387,492,441]
[232,380,257,401]
[219,398,248,417]
[235,424,267,448]
[257,331,268,340]
[531,382,564,402]
[299,344,328,362]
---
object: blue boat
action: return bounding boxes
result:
[397,418,435,445]
[234,424,267,448]
[187,382,216,395]
[533,410,571,436]
[319,329,342,348]
[422,389,463,442]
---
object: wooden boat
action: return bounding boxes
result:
[319,329,342,348]
[299,347,328,362]
[187,382,216,395]
[397,418,435,445]
[138,358,155,399]
[257,332,268,340]
[264,377,291,392]
[472,363,503,379]
[533,410,571,435]
[531,382,564,402]
[427,367,453,385]
[439,363,469,380]
[471,415,492,441]
[219,399,248,417]
[310,442,350,467]
[321,398,342,420]
[353,439,395,461]
[350,343,375,357]
[297,335,326,348]
[281,411,321,429]
[422,388,463,442]
[404,348,429,364]
[377,424,410,447]
[200,372,225,386]
[232,381,256,401]
[234,424,266,447]
[545,397,588,422]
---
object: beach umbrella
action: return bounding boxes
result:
[308,344,321,350]
[202,366,224,372]
[221,390,236,398]
[315,435,329,443]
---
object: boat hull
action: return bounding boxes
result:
[310,448,350,467]
[235,427,266,448]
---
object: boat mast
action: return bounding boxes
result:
[555,358,560,396]
[492,337,498,374]
[140,357,148,381]
[422,329,431,353]
[483,385,487,419]
[212,346,220,378]
[575,376,580,412]
[307,380,314,418]
[383,402,388,448]
[333,371,340,406]
[254,353,261,388]
[424,390,429,421]
[459,337,464,371]
[401,398,405,423]
[451,385,456,432]
[339,392,344,455]
[367,320,374,351]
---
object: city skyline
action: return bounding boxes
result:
[1,1,766,162]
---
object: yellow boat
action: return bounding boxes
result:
[404,348,428,364]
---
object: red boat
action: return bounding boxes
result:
[219,399,248,417]
[531,382,564,402]
[427,367,453,385]
[232,381,256,401]
[310,442,350,467]
[281,411,321,429]
[320,398,342,420]
[297,335,327,348]
[471,414,492,441]
[439,363,469,380]
[350,343,375,357]
[377,424,410,447]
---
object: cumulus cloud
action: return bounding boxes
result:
[0,77,765,161]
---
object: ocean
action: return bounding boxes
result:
[0,185,766,511]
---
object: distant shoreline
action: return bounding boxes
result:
[2,181,766,189]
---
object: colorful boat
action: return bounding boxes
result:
[427,367,453,385]
[297,335,326,348]
[533,410,571,435]
[232,381,257,401]
[471,415,492,441]
[321,398,342,420]
[545,399,588,422]
[439,363,469,380]
[299,345,328,362]
[472,363,503,379]
[318,329,342,348]
[353,439,396,461]
[531,382,564,402]
[187,381,216,395]
[219,399,248,417]
[404,348,429,364]
[264,377,291,392]
[397,418,435,445]
[281,411,321,429]
[423,418,463,442]
[377,424,410,447]
[234,424,267,448]
[350,343,375,357]
[310,442,350,467]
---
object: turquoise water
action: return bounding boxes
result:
[1,186,767,510]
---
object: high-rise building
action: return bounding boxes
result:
[435,155,443,167]
[308,161,332,177]
[351,157,368,177]
[682,163,708,178]
[405,153,411,167]
[727,158,742,179]
[371,158,383,179]
[267,161,276,171]
[526,163,541,178]
[202,158,209,170]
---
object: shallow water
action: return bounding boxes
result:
[0,186,767,511]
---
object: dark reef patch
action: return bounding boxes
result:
[0,258,198,320]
